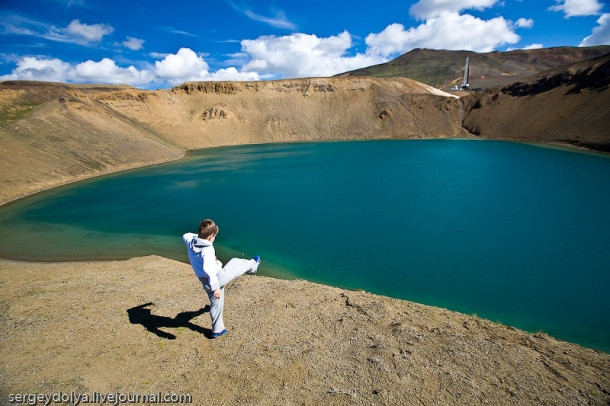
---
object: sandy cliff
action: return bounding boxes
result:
[0,82,184,205]
[462,53,610,151]
[0,77,467,205]
[2,55,609,206]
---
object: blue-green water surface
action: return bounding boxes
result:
[1,140,609,351]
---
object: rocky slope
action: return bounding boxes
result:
[0,82,184,205]
[0,77,466,205]
[1,256,608,405]
[462,53,610,151]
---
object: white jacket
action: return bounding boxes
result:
[183,232,223,291]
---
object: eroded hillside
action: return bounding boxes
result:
[462,53,610,151]
[0,77,467,205]
[1,57,609,206]
[0,82,184,204]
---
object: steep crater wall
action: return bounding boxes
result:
[462,54,610,151]
[0,77,466,205]
[1,62,608,206]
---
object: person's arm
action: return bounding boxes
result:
[182,232,196,244]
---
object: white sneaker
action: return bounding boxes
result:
[249,256,261,274]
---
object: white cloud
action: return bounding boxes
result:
[365,0,524,58]
[66,19,113,43]
[154,48,210,82]
[1,15,114,46]
[240,31,386,78]
[152,48,260,83]
[227,2,297,30]
[206,67,260,81]
[523,43,544,49]
[580,13,610,46]
[365,24,413,57]
[0,14,40,35]
[0,14,48,37]
[243,9,296,30]
[515,18,534,28]
[410,0,499,19]
[122,36,144,51]
[160,26,198,37]
[153,49,260,83]
[549,0,603,18]
[73,58,154,85]
[0,56,152,85]
[149,52,170,59]
[0,53,25,65]
[365,12,520,56]
[0,48,259,88]
[151,48,260,84]
[0,56,72,82]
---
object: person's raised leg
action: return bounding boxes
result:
[216,257,260,287]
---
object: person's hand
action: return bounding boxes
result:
[213,289,222,299]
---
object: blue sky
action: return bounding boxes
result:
[1,0,609,89]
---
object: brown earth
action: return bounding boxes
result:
[1,256,609,405]
[0,77,466,206]
[462,53,610,151]
[0,82,184,205]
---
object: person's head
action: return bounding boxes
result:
[198,219,219,241]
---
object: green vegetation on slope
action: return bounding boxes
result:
[339,46,610,89]
[0,103,39,122]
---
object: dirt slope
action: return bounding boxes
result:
[0,77,466,205]
[96,77,464,150]
[0,82,184,205]
[462,53,610,151]
[1,256,608,405]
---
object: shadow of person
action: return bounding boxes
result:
[127,302,211,340]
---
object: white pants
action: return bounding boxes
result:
[200,258,256,334]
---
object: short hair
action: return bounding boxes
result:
[198,219,219,239]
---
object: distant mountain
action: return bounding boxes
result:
[338,46,610,89]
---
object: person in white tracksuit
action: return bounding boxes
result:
[183,219,260,338]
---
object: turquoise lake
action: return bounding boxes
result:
[0,140,609,351]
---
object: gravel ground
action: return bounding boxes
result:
[1,256,608,405]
